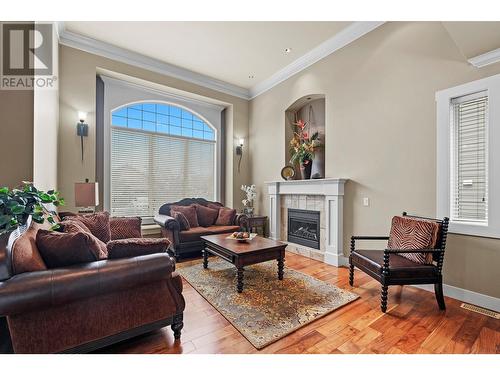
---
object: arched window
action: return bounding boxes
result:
[110,102,217,218]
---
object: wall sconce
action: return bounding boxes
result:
[236,138,244,173]
[76,111,88,161]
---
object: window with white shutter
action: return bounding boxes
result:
[450,92,488,224]
[110,102,216,219]
[437,74,500,238]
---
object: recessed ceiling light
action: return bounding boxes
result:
[248,75,255,79]
[285,48,292,54]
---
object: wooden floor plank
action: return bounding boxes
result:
[98,252,499,354]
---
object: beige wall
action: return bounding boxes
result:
[249,22,500,298]
[58,45,249,212]
[0,90,34,188]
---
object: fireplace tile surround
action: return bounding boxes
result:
[267,178,348,267]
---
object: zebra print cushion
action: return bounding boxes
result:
[388,216,440,264]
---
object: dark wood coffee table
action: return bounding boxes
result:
[200,233,287,293]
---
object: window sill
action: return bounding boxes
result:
[449,221,500,239]
[141,224,161,237]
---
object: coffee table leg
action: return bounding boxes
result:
[277,257,284,280]
[237,267,244,293]
[203,248,208,269]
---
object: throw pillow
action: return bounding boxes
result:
[170,205,199,228]
[107,238,170,259]
[63,211,111,243]
[36,229,107,268]
[109,216,142,240]
[171,210,191,231]
[215,207,237,226]
[193,204,219,227]
[206,202,222,210]
[61,220,108,258]
[387,216,440,264]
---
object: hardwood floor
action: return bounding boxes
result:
[98,252,500,354]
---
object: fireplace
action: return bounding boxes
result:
[287,209,320,249]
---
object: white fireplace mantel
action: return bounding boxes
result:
[266,178,348,267]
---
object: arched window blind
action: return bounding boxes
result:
[110,102,216,218]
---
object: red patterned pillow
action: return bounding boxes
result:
[170,205,199,228]
[63,211,111,243]
[207,202,223,210]
[215,207,237,226]
[109,217,142,240]
[388,216,439,264]
[193,204,219,227]
[171,210,190,231]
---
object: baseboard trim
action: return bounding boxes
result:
[324,253,349,267]
[414,283,500,313]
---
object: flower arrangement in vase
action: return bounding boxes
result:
[289,119,321,179]
[241,184,256,216]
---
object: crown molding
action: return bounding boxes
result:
[58,28,250,100]
[248,21,385,99]
[57,22,384,101]
[468,47,500,68]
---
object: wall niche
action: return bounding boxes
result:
[284,94,325,179]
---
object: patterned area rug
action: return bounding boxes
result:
[177,258,359,349]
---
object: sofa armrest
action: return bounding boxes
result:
[154,214,180,230]
[0,253,175,316]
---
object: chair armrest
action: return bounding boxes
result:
[351,236,390,241]
[0,253,175,316]
[154,214,180,231]
[350,236,389,254]
[384,248,443,254]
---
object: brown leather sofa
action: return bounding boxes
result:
[0,216,185,354]
[155,198,248,259]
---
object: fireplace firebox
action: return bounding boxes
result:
[287,209,320,249]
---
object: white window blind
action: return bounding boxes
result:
[110,106,216,219]
[450,91,488,223]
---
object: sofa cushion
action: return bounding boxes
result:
[109,217,142,240]
[36,230,107,268]
[206,202,223,210]
[206,225,240,234]
[11,222,48,275]
[61,220,108,258]
[107,238,169,259]
[193,204,219,227]
[63,211,111,243]
[178,227,212,242]
[170,205,199,228]
[388,216,440,264]
[171,210,190,231]
[215,207,237,226]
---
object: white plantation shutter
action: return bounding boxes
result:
[451,92,488,223]
[111,127,215,218]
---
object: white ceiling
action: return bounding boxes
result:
[64,21,352,90]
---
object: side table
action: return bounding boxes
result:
[245,215,268,237]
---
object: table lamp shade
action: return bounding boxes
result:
[75,182,99,207]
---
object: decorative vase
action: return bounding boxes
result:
[243,206,254,216]
[300,159,313,180]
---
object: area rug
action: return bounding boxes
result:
[177,258,359,349]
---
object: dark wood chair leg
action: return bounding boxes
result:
[0,317,13,354]
[380,285,388,313]
[171,313,184,340]
[349,264,354,286]
[434,282,446,310]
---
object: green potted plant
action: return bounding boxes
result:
[0,182,64,236]
[289,119,321,179]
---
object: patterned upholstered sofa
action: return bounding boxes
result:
[0,214,185,353]
[154,198,248,260]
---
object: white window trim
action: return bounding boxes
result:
[102,76,225,222]
[436,74,500,238]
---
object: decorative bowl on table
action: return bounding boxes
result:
[227,231,257,242]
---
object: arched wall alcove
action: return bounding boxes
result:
[284,94,326,179]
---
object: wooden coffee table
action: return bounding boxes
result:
[200,233,287,293]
